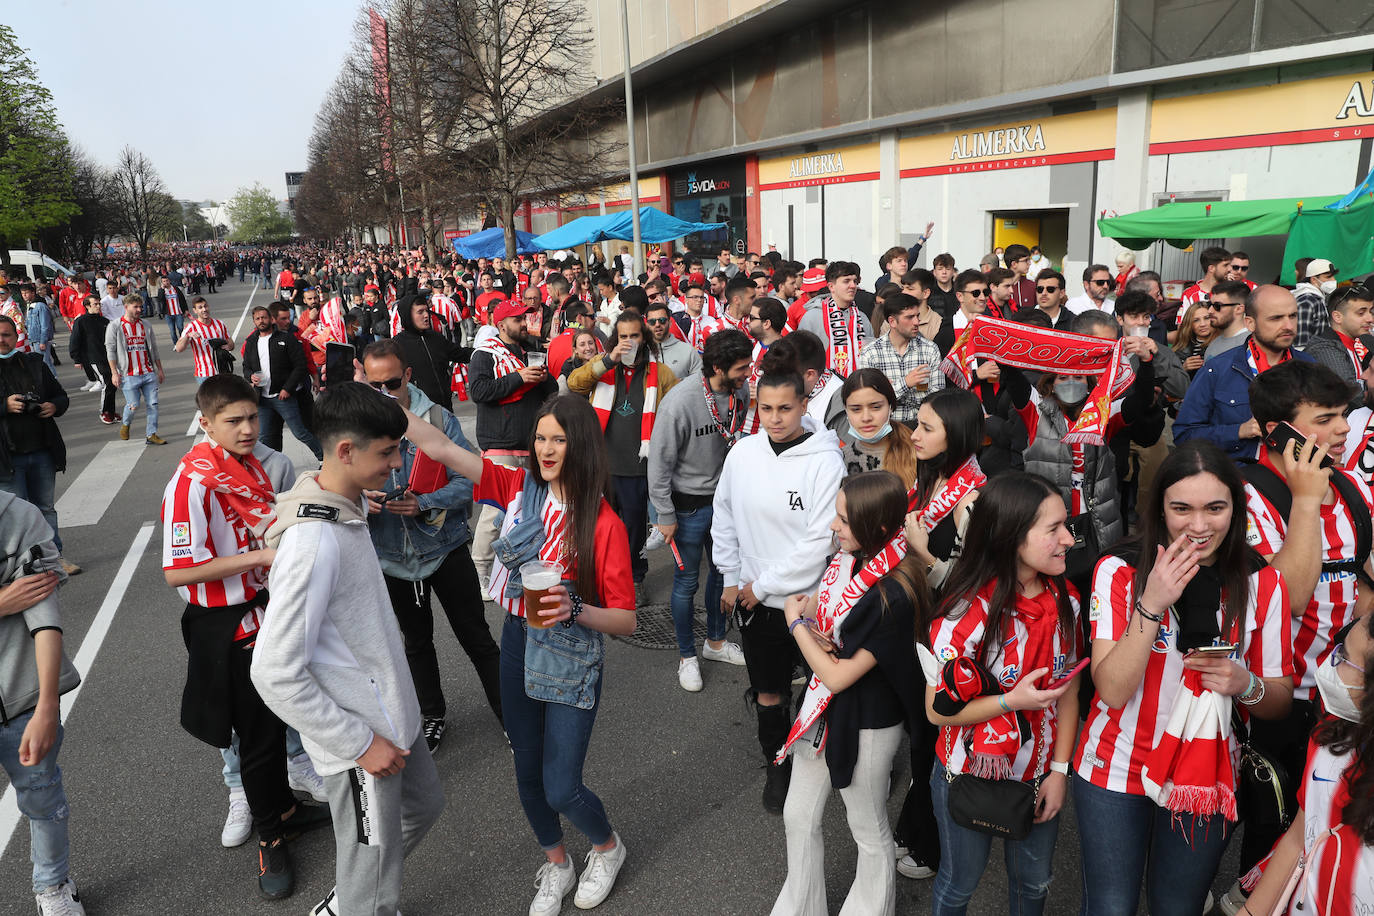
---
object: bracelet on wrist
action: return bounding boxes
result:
[1135,600,1164,624]
[998,695,1010,713]
[788,616,809,635]
[1238,672,1266,707]
[560,591,584,629]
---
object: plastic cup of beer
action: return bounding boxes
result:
[521,560,563,628]
[527,351,547,369]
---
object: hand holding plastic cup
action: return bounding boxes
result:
[521,560,564,628]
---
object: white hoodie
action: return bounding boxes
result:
[711,417,845,606]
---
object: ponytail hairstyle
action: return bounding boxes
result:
[756,336,805,399]
[841,470,930,617]
[841,368,916,488]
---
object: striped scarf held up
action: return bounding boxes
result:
[590,357,659,459]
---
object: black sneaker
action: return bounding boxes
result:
[280,801,333,841]
[257,838,295,899]
[423,716,446,752]
[762,759,791,815]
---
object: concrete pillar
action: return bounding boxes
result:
[1107,89,1154,269]
[878,130,900,249]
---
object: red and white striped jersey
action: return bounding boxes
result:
[161,472,267,637]
[475,460,569,619]
[429,294,462,332]
[742,341,768,435]
[388,305,402,338]
[185,318,229,378]
[1176,281,1209,325]
[1,301,28,351]
[121,317,154,375]
[163,287,183,316]
[1289,740,1373,914]
[1073,557,1292,795]
[1245,456,1373,699]
[930,583,1081,782]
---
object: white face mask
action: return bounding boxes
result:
[1315,653,1363,723]
[1320,279,1338,295]
[852,421,892,444]
[1054,378,1089,404]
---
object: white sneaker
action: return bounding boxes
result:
[897,854,935,879]
[678,657,703,692]
[221,788,252,847]
[529,860,576,916]
[574,833,626,909]
[35,878,86,915]
[701,640,746,666]
[78,381,95,392]
[287,752,328,802]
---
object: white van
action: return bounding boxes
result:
[5,250,74,283]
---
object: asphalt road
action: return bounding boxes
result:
[0,277,1236,915]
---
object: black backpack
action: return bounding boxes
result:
[1238,460,1374,589]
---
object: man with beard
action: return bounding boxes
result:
[569,311,680,590]
[466,300,556,597]
[648,329,751,692]
[1175,285,1314,461]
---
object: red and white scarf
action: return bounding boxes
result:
[319,295,347,343]
[476,337,531,405]
[177,442,276,543]
[823,298,862,377]
[1,301,28,351]
[942,316,1133,445]
[776,530,908,763]
[685,311,715,350]
[909,456,986,528]
[1141,664,1239,821]
[590,358,660,459]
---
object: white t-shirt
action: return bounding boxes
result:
[1065,294,1114,315]
[100,295,124,322]
[256,335,273,394]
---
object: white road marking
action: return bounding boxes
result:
[0,522,155,863]
[185,410,202,437]
[54,441,147,529]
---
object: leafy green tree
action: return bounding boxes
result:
[226,183,294,243]
[0,25,77,266]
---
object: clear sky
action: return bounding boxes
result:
[8,0,359,205]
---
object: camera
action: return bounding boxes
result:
[18,393,43,416]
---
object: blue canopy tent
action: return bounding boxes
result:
[529,206,726,250]
[450,227,542,258]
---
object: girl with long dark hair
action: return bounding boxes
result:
[1244,612,1374,915]
[399,394,636,916]
[838,368,918,487]
[713,345,845,814]
[771,471,928,915]
[1073,441,1293,915]
[922,473,1082,916]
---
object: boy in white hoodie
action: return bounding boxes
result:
[252,382,444,916]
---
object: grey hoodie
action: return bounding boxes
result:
[251,472,421,776]
[0,492,79,723]
[647,374,745,527]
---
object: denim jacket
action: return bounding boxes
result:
[1174,344,1315,461]
[368,384,476,580]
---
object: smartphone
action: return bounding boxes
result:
[377,486,408,504]
[1263,421,1335,469]
[324,342,355,387]
[1044,657,1090,691]
[1186,643,1239,658]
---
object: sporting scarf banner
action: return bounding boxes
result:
[590,358,660,460]
[908,456,986,527]
[1140,666,1239,821]
[475,337,531,405]
[177,442,276,542]
[822,297,862,377]
[777,530,908,763]
[940,316,1133,445]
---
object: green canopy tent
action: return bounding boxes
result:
[1098,193,1374,284]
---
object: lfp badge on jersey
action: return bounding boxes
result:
[172,522,191,546]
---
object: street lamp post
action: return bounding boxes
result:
[620,0,642,280]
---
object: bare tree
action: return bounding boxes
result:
[108,146,178,258]
[297,67,393,244]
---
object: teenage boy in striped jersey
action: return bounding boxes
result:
[174,297,231,383]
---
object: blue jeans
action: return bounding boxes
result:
[258,394,322,461]
[929,762,1060,916]
[500,615,613,850]
[0,450,60,551]
[668,504,726,658]
[1072,775,1231,916]
[220,727,306,790]
[120,371,158,436]
[0,711,70,892]
[165,313,185,340]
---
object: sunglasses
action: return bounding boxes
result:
[963,288,988,297]
[1231,264,1250,272]
[1206,301,1236,310]
[1091,279,1113,287]
[368,377,405,391]
[646,317,669,326]
[1036,285,1061,293]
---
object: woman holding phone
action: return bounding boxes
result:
[771,470,928,916]
[1072,441,1293,915]
[400,394,637,916]
[923,472,1082,916]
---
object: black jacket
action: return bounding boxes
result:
[155,286,187,319]
[69,313,110,366]
[0,353,69,474]
[394,297,471,408]
[467,339,557,450]
[240,330,309,397]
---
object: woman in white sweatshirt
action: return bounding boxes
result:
[712,340,846,814]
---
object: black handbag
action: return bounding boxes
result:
[943,723,1044,841]
[1233,710,1291,833]
[1062,450,1101,585]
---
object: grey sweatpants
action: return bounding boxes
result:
[320,736,444,916]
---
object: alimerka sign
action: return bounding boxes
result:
[900,108,1116,177]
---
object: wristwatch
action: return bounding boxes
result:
[1048,760,1071,776]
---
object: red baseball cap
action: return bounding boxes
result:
[688,271,708,286]
[801,267,827,292]
[491,297,530,323]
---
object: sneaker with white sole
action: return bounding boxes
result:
[701,640,745,665]
[529,860,576,916]
[78,381,95,392]
[34,879,85,916]
[897,855,935,879]
[573,833,626,909]
[222,788,253,847]
[287,752,328,803]
[678,657,703,692]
